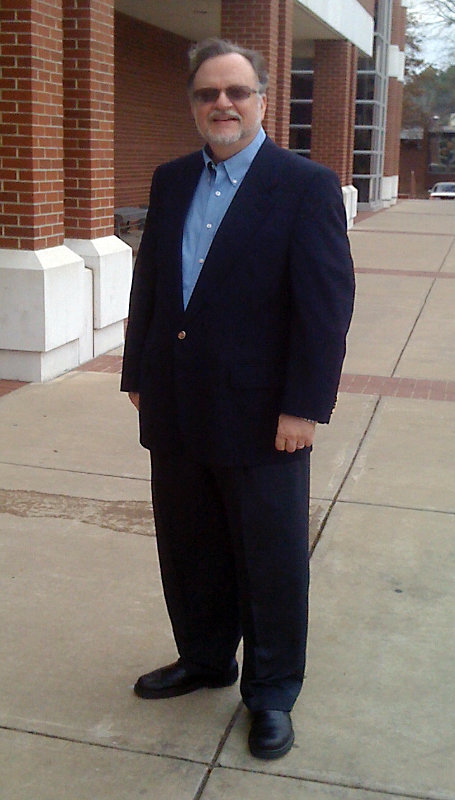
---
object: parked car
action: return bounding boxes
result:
[428,182,455,200]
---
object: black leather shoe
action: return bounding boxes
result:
[248,710,294,760]
[134,660,238,699]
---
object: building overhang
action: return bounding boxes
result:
[114,0,373,55]
[294,1,373,56]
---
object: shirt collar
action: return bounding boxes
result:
[202,127,266,186]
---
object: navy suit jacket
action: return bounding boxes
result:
[121,137,355,466]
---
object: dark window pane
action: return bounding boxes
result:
[355,128,373,150]
[357,74,376,99]
[289,128,311,151]
[353,177,370,202]
[291,73,313,99]
[353,153,371,174]
[355,103,374,126]
[358,55,375,70]
[290,103,312,125]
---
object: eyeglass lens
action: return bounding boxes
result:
[192,86,257,104]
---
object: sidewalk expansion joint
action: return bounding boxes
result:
[192,701,244,800]
[310,397,381,556]
[0,460,148,482]
[355,268,455,279]
[352,228,455,237]
[213,764,452,800]
[0,724,210,768]
[336,498,455,516]
[391,237,455,380]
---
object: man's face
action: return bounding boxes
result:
[190,53,267,160]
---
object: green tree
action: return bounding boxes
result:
[403,65,455,128]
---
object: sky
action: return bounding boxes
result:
[405,0,455,68]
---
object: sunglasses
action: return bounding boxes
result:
[191,85,260,104]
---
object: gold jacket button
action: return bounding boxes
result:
[177,330,186,340]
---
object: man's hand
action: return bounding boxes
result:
[275,413,316,453]
[128,391,140,411]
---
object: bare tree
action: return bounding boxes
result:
[412,0,455,68]
[421,0,455,26]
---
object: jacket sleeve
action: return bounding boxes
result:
[120,169,162,393]
[280,167,355,423]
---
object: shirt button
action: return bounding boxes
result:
[199,258,204,264]
[177,331,186,340]
[232,179,238,184]
[206,223,212,229]
[215,190,221,196]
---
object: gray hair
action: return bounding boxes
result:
[188,38,269,94]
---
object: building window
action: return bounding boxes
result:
[289,0,395,206]
[289,58,313,158]
[428,132,455,172]
[353,0,393,205]
[355,102,375,127]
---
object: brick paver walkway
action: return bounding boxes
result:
[3,357,455,402]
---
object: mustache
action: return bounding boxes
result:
[208,111,241,121]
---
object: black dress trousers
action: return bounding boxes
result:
[150,447,310,712]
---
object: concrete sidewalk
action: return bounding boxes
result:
[1,200,454,799]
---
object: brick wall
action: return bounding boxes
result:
[221,0,280,142]
[399,138,428,197]
[63,0,115,239]
[357,0,375,13]
[114,12,201,208]
[312,40,358,185]
[0,0,64,251]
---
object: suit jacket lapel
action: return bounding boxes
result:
[184,138,279,321]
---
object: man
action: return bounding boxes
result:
[121,38,354,760]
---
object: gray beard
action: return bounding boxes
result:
[206,128,243,146]
[198,105,263,149]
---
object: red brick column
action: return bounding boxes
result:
[62,0,114,239]
[311,40,358,185]
[221,0,293,147]
[357,0,375,13]
[0,0,65,251]
[275,0,294,148]
[384,79,403,179]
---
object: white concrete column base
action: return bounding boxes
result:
[0,342,81,383]
[94,320,125,358]
[65,237,132,357]
[0,246,86,381]
[342,184,358,229]
[79,267,94,364]
[380,175,399,207]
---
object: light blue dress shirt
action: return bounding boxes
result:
[181,127,266,309]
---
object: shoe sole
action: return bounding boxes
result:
[248,731,295,760]
[134,673,238,699]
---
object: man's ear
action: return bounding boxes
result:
[260,93,267,120]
